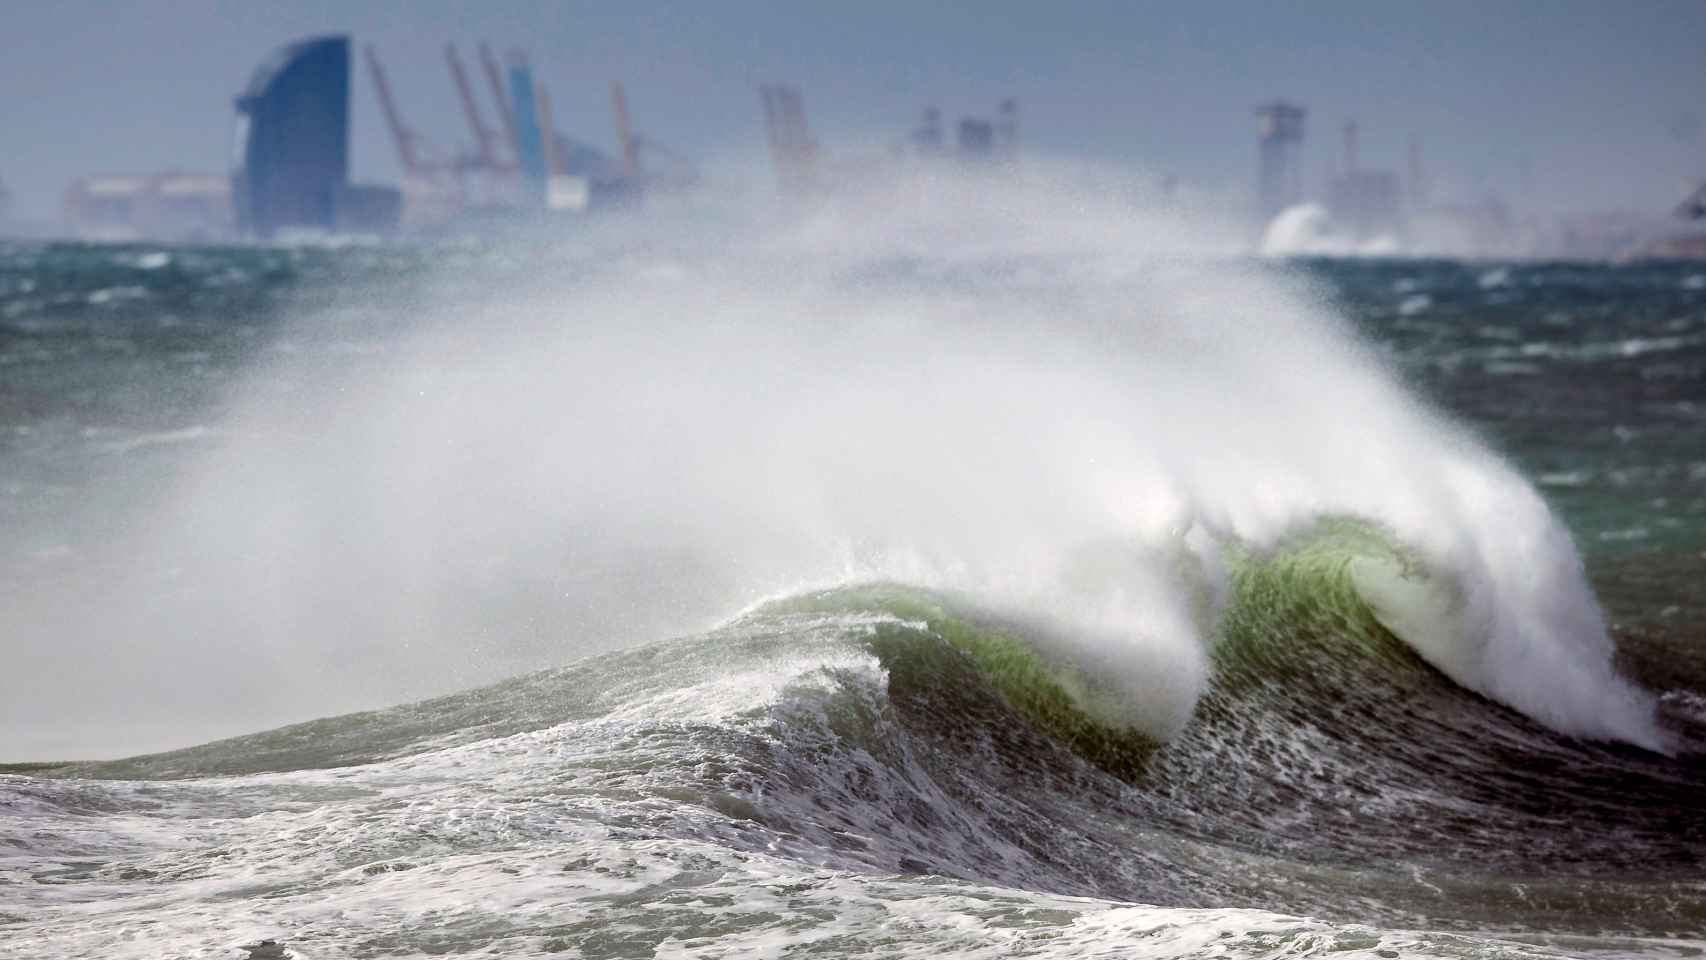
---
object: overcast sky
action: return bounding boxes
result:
[2,0,1703,222]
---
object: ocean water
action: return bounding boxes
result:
[2,184,1705,958]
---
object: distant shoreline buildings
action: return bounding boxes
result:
[1250,101,1706,261]
[12,33,1705,260]
[54,33,677,245]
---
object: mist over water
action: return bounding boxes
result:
[0,164,1657,758]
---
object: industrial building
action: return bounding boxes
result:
[1324,120,1401,240]
[900,100,1018,164]
[1250,107,1535,256]
[951,99,1018,162]
[760,88,1019,194]
[63,172,232,243]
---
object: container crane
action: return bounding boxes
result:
[364,45,445,178]
[609,81,695,185]
[446,44,509,171]
[479,43,519,160]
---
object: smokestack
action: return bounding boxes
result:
[1343,119,1359,175]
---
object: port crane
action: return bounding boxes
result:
[478,44,520,162]
[364,45,448,179]
[610,82,698,188]
[355,41,696,218]
[446,44,512,172]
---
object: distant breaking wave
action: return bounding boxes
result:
[1261,203,1402,258]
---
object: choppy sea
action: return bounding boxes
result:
[3,194,1705,958]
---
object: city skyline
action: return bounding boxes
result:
[3,0,1703,224]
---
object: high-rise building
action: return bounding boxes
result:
[233,35,350,237]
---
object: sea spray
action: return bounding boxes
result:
[0,163,1657,755]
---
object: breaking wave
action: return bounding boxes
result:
[3,167,1662,763]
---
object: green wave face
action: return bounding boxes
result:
[759,584,1163,782]
[762,521,1465,786]
[1213,517,1440,686]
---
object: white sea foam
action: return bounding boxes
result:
[0,693,1593,960]
[1478,267,1512,289]
[97,424,212,456]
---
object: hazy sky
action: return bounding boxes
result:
[3,1,1703,222]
